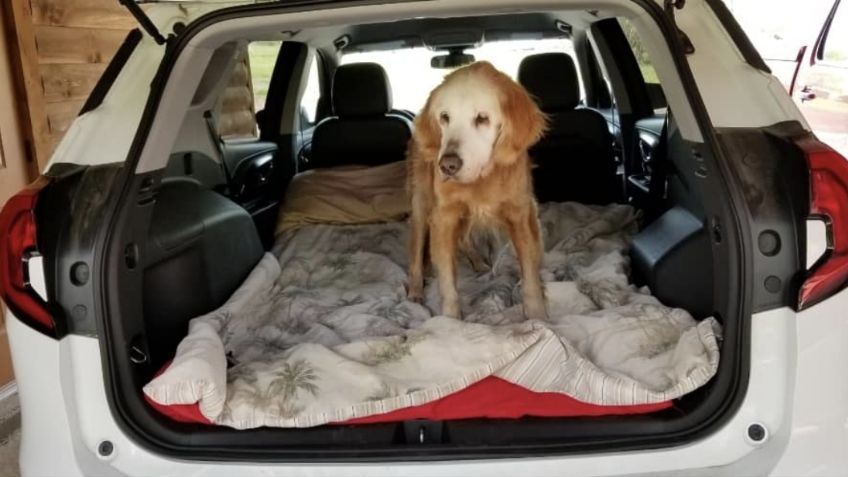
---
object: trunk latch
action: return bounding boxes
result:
[403,420,445,445]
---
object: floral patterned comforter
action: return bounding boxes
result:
[144,202,721,429]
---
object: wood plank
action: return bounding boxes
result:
[40,63,106,103]
[8,0,53,171]
[219,110,256,138]
[45,99,85,134]
[47,131,63,158]
[35,25,127,64]
[242,47,256,123]
[220,86,253,115]
[30,0,140,30]
[229,61,249,87]
[0,1,39,181]
[218,48,256,137]
[0,326,13,387]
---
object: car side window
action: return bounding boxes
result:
[583,42,614,111]
[618,18,666,113]
[618,18,658,83]
[248,41,282,112]
[299,57,321,127]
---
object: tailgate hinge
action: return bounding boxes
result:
[118,0,168,45]
[664,0,696,55]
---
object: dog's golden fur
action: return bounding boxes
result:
[406,61,548,319]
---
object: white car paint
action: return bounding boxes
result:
[771,289,848,475]
[13,251,843,476]
[13,0,847,475]
[11,301,848,476]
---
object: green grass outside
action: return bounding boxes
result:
[640,64,660,84]
[248,41,283,109]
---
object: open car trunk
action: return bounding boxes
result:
[36,0,806,463]
[111,134,738,457]
[140,160,719,428]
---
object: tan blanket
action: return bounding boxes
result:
[275,161,410,235]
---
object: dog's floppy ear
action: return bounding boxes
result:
[491,68,547,164]
[412,91,442,161]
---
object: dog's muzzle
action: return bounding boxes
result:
[439,153,463,177]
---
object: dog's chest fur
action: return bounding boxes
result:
[432,156,532,226]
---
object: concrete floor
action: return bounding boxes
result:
[0,394,20,477]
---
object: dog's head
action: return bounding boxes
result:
[414,61,546,183]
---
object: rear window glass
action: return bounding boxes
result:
[340,38,580,112]
[618,18,658,84]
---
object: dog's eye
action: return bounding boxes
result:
[474,113,490,127]
[439,112,450,124]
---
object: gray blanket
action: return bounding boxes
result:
[144,202,721,429]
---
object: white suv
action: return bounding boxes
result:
[1,0,846,475]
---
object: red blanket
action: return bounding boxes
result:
[146,375,672,426]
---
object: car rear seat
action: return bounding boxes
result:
[307,63,412,169]
[518,53,620,204]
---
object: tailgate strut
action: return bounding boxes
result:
[118,0,167,45]
[664,0,695,54]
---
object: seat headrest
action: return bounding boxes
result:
[517,53,581,112]
[332,63,393,117]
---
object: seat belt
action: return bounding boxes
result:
[203,110,237,195]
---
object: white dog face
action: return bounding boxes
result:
[415,62,546,184]
[429,76,503,183]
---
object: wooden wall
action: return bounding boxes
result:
[220,48,258,139]
[0,1,37,388]
[8,0,256,171]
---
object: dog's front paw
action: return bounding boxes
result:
[523,302,548,321]
[407,286,425,305]
[441,301,462,320]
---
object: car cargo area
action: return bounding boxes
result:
[87,4,756,459]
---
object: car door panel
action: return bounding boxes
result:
[220,139,280,247]
[627,115,664,209]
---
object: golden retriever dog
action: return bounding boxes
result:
[406,61,548,320]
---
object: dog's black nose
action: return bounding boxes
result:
[439,154,463,176]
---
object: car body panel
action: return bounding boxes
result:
[674,0,807,131]
[11,303,834,476]
[772,288,848,475]
[9,0,847,475]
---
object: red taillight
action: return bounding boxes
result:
[0,177,53,332]
[798,136,848,310]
